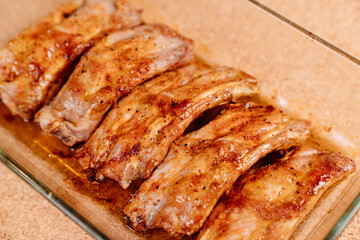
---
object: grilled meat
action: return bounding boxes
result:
[123,103,311,236]
[198,146,355,240]
[0,1,80,83]
[76,64,259,188]
[0,0,141,120]
[35,24,194,146]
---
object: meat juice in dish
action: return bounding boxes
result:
[0,0,141,120]
[197,146,355,240]
[76,64,259,189]
[35,24,194,146]
[123,103,311,236]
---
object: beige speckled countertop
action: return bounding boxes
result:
[0,0,359,239]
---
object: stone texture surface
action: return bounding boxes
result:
[0,164,91,240]
[339,210,360,240]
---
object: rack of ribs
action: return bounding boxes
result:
[197,146,355,240]
[76,64,259,188]
[0,0,141,120]
[35,24,194,146]
[123,103,311,236]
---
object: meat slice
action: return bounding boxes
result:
[0,1,80,83]
[76,64,259,188]
[123,103,311,236]
[35,24,194,146]
[198,146,355,240]
[0,0,141,120]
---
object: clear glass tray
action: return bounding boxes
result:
[0,0,359,239]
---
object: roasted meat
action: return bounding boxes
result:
[35,24,194,146]
[198,146,355,240]
[76,64,259,188]
[0,1,80,83]
[0,0,141,120]
[123,103,311,236]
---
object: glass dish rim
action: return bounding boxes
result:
[1,0,359,239]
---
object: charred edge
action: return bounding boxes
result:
[53,129,72,145]
[83,167,101,185]
[265,105,275,112]
[153,96,191,116]
[73,147,87,159]
[122,209,147,232]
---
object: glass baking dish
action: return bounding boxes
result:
[0,0,359,239]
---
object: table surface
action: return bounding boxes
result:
[0,0,360,239]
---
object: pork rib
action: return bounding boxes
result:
[0,0,141,120]
[123,103,311,236]
[35,24,194,145]
[0,1,80,83]
[76,65,259,188]
[198,146,355,240]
